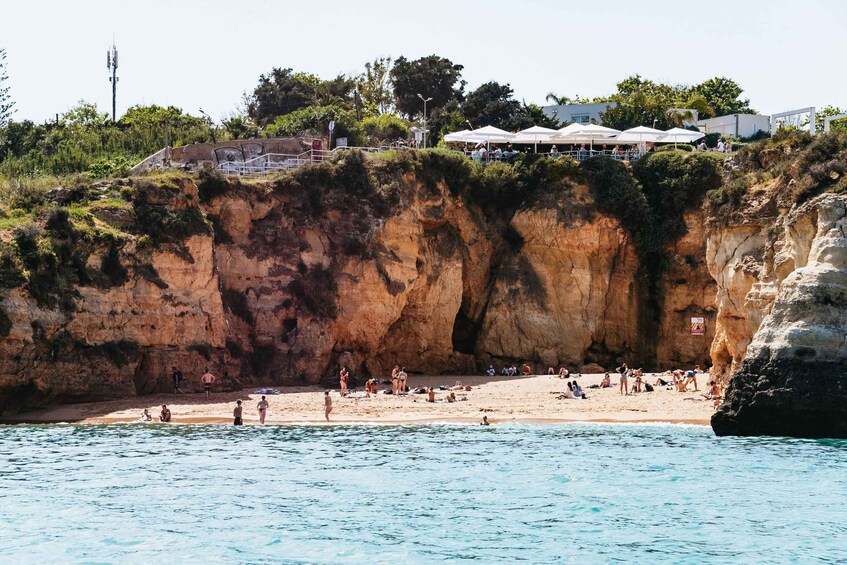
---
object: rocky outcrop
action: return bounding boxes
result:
[712,194,847,437]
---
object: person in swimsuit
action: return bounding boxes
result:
[201,369,216,400]
[233,400,243,425]
[324,391,332,421]
[171,366,184,394]
[339,367,349,397]
[390,365,400,395]
[257,396,269,424]
[600,373,611,388]
[140,409,152,421]
[683,366,701,391]
[398,367,408,395]
[617,364,629,395]
[481,416,490,425]
[159,404,171,422]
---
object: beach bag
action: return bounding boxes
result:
[644,383,654,392]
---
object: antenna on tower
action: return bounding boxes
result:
[106,40,119,122]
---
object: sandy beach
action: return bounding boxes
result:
[4,373,716,425]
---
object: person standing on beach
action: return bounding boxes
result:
[159,404,171,422]
[257,396,269,424]
[171,366,184,394]
[398,367,408,395]
[339,366,349,397]
[201,369,216,400]
[233,400,243,426]
[617,363,629,395]
[324,391,332,421]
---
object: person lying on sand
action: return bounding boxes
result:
[449,381,465,391]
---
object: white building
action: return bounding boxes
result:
[696,114,771,138]
[542,102,616,125]
[543,103,698,127]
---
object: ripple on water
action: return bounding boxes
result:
[1,423,847,563]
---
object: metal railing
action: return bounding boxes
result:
[466,149,644,163]
[218,146,394,176]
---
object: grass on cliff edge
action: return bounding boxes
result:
[708,129,847,217]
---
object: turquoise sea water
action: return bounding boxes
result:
[1,423,846,564]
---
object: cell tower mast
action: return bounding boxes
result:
[106,42,118,121]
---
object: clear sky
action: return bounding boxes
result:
[3,0,846,122]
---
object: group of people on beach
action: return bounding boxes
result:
[170,366,217,399]
[231,396,270,425]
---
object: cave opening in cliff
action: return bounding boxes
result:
[281,317,298,343]
[451,309,479,355]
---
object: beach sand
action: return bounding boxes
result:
[4,373,717,426]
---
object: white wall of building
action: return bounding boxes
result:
[696,114,771,138]
[542,103,616,125]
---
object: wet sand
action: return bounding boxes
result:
[3,373,716,426]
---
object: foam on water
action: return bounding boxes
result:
[1,423,846,563]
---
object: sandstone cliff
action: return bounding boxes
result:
[712,193,847,436]
[0,150,722,415]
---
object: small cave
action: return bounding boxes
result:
[451,308,479,355]
[281,317,298,344]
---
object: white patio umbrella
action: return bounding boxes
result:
[465,125,515,150]
[550,123,620,152]
[616,125,668,153]
[513,125,558,153]
[443,129,477,143]
[658,127,705,147]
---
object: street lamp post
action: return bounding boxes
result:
[417,93,433,148]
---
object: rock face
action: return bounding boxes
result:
[0,158,719,415]
[712,194,847,437]
[475,188,642,371]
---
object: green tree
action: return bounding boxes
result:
[508,103,560,130]
[461,81,521,130]
[357,57,394,117]
[263,105,362,146]
[247,68,320,124]
[222,114,259,140]
[361,114,408,144]
[691,77,753,117]
[815,105,847,133]
[0,49,15,126]
[390,55,465,117]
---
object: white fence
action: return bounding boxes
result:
[218,146,393,177]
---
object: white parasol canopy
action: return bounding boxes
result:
[550,123,621,150]
[658,127,705,144]
[514,125,558,152]
[443,129,477,143]
[572,123,621,137]
[468,125,516,143]
[615,125,667,143]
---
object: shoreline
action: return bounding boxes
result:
[1,373,717,428]
[2,415,712,426]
